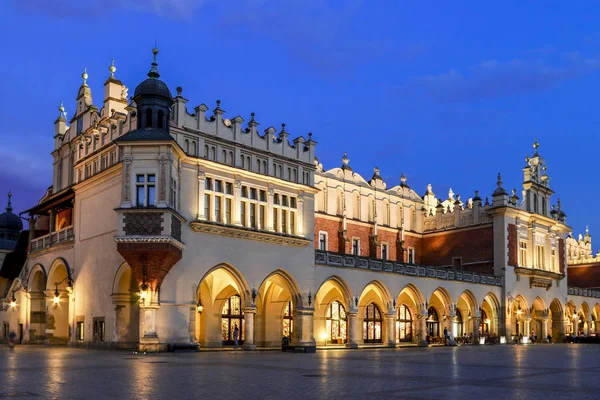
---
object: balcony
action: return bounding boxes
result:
[315,250,502,287]
[30,225,74,254]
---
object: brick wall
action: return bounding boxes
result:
[421,226,494,273]
[507,223,518,267]
[315,215,343,252]
[404,235,423,264]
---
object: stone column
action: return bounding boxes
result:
[472,317,481,344]
[523,317,531,343]
[243,307,257,351]
[266,187,274,231]
[139,289,160,352]
[385,313,396,347]
[346,311,359,348]
[197,171,206,220]
[586,319,592,337]
[541,318,549,342]
[234,180,242,226]
[417,313,428,347]
[294,307,316,350]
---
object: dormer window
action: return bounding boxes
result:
[76,117,83,134]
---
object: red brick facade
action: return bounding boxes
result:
[507,223,518,267]
[559,238,565,274]
[421,226,494,274]
[314,215,493,271]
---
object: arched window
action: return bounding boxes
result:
[287,167,291,180]
[427,306,439,338]
[223,150,227,163]
[204,145,209,158]
[145,108,153,128]
[256,160,261,173]
[368,198,374,222]
[353,192,360,219]
[262,160,267,173]
[316,187,326,213]
[533,193,538,213]
[221,294,244,346]
[278,165,282,178]
[542,197,546,216]
[211,147,216,161]
[283,301,293,338]
[363,303,383,343]
[396,304,412,342]
[326,300,347,344]
[479,310,489,334]
[336,191,343,216]
[185,139,189,154]
[241,155,245,169]
[247,156,251,171]
[229,152,234,166]
[191,141,196,156]
[455,310,463,337]
[383,201,390,226]
[157,110,164,128]
[292,169,297,182]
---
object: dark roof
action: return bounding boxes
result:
[21,187,74,216]
[134,78,173,100]
[0,230,29,282]
[0,209,22,231]
[116,128,175,142]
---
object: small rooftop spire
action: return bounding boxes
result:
[533,137,540,156]
[147,46,160,79]
[58,101,65,117]
[109,59,116,77]
[82,67,88,85]
[6,192,12,213]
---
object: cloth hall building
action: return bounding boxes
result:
[1,50,599,351]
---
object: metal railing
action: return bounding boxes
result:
[30,225,74,253]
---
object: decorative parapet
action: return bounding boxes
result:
[315,250,502,286]
[568,287,600,299]
[513,266,565,291]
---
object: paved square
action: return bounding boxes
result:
[0,345,598,399]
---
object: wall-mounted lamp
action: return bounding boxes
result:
[9,293,17,310]
[140,282,149,304]
[308,291,312,307]
[251,288,257,304]
[53,287,60,305]
[197,298,204,313]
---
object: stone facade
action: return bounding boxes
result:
[1,54,600,351]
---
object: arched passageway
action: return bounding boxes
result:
[314,276,352,346]
[46,260,72,345]
[112,263,140,349]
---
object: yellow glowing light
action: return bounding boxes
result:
[9,300,16,308]
[485,319,491,324]
[320,332,328,341]
[197,304,204,313]
[53,295,60,305]
[140,290,148,301]
[516,309,522,316]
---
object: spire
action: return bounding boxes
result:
[533,137,540,156]
[58,101,65,118]
[109,59,116,77]
[82,67,88,85]
[400,172,409,188]
[6,192,12,213]
[148,45,160,79]
[493,172,508,196]
[341,152,351,170]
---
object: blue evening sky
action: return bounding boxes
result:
[1,1,598,243]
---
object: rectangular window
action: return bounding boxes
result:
[352,239,360,256]
[136,174,156,207]
[76,321,84,341]
[273,209,279,232]
[551,248,556,271]
[281,210,287,233]
[274,194,280,205]
[215,180,223,193]
[205,177,212,191]
[290,211,296,235]
[291,197,297,208]
[240,201,247,227]
[250,188,257,200]
[93,318,105,342]
[225,199,232,224]
[319,232,328,251]
[259,205,265,230]
[381,244,388,260]
[282,195,288,207]
[519,241,528,267]
[260,190,266,202]
[242,186,248,198]
[453,257,462,270]
[226,182,233,195]
[215,196,222,223]
[536,245,545,269]
[408,248,415,264]
[204,194,210,220]
[250,203,256,229]
[170,178,177,208]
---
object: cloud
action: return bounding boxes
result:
[413,53,600,102]
[13,0,206,20]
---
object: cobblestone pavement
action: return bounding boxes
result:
[0,344,599,399]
